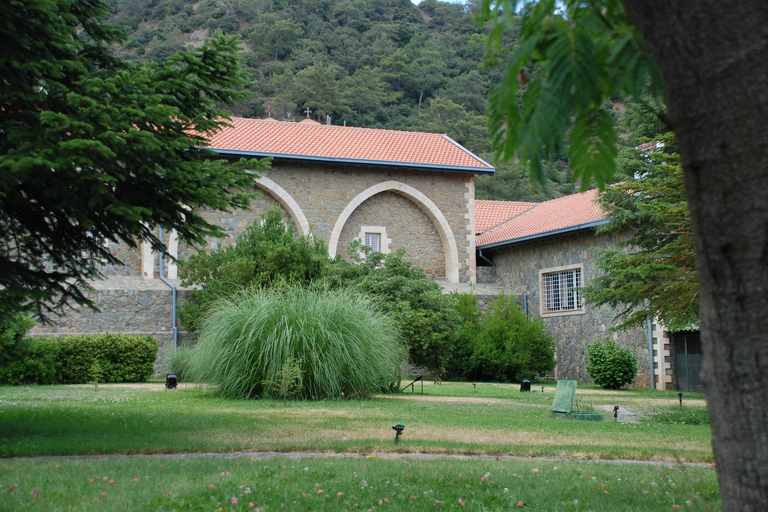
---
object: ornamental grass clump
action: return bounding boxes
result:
[188,287,405,399]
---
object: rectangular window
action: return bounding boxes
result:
[364,232,381,254]
[541,266,583,315]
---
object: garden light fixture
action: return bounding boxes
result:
[392,423,405,442]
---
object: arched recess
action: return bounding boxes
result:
[254,176,310,236]
[329,181,460,283]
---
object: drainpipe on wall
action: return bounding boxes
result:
[647,314,655,389]
[477,248,495,267]
[158,226,178,351]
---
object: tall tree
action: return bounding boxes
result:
[0,0,269,321]
[584,134,698,331]
[479,0,768,509]
[406,36,450,108]
[293,63,345,121]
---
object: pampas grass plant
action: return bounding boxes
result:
[188,287,405,399]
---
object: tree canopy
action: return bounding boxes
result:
[101,0,578,202]
[584,133,698,331]
[479,0,768,508]
[0,0,269,321]
[477,0,660,189]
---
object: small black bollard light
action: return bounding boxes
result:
[520,379,531,392]
[678,392,683,407]
[392,423,405,443]
[472,383,476,393]
[613,405,620,419]
[166,373,178,390]
[541,386,545,393]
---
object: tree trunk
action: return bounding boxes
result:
[621,2,768,510]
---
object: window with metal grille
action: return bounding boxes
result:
[364,232,381,254]
[541,267,583,314]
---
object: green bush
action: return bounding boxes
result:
[0,315,60,385]
[444,291,482,379]
[179,207,329,331]
[324,249,459,380]
[467,294,556,383]
[444,293,556,382]
[188,287,405,399]
[0,332,158,385]
[57,334,158,384]
[586,338,638,389]
[0,337,60,385]
[0,314,35,353]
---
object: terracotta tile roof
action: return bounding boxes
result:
[199,117,493,173]
[474,200,537,234]
[476,189,608,248]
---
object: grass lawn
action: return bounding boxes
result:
[0,381,718,510]
[0,455,719,511]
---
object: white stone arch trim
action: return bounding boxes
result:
[328,181,460,283]
[254,176,310,236]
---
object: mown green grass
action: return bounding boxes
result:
[415,380,705,404]
[0,455,719,511]
[0,383,712,462]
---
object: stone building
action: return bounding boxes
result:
[32,118,494,366]
[474,190,683,390]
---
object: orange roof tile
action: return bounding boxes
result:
[475,200,537,234]
[476,189,608,248]
[199,118,493,173]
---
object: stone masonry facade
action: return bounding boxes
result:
[34,159,478,370]
[103,161,476,283]
[30,279,198,374]
[487,231,651,387]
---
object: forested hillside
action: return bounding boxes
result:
[103,0,576,201]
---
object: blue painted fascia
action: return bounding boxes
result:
[201,147,495,175]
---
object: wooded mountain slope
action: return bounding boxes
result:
[103,0,575,200]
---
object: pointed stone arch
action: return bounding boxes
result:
[254,176,310,236]
[329,181,460,283]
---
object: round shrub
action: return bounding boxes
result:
[188,287,405,399]
[586,338,638,389]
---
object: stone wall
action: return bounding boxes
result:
[337,191,445,277]
[38,159,478,373]
[102,161,476,283]
[476,266,496,284]
[30,279,196,375]
[488,231,651,387]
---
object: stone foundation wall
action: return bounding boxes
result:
[476,266,496,284]
[30,282,196,375]
[488,231,651,388]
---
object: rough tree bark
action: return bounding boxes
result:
[621,2,768,509]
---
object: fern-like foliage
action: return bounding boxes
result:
[477,0,662,189]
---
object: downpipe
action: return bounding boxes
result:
[158,226,178,351]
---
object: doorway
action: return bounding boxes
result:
[673,331,703,392]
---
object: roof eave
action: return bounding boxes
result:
[477,219,611,250]
[202,147,495,175]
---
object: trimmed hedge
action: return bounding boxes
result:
[0,337,60,385]
[0,334,158,385]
